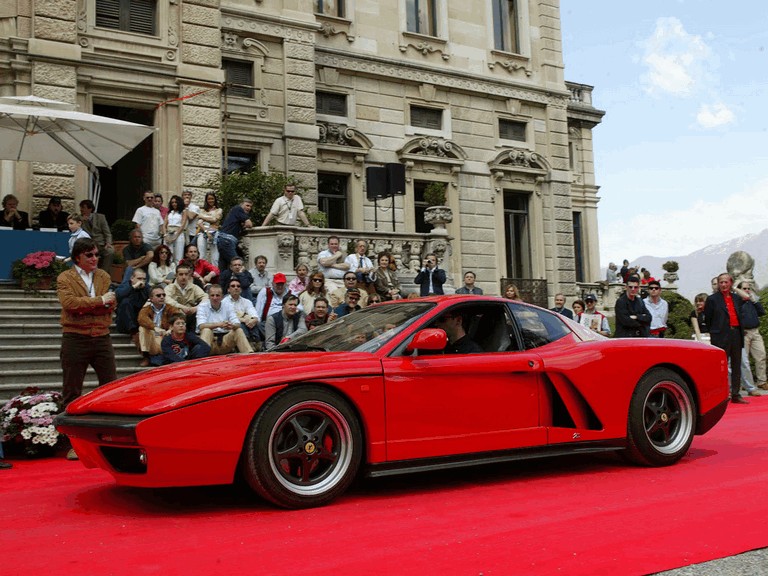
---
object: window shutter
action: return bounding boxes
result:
[95,0,120,30]
[130,0,157,35]
[316,92,347,116]
[499,119,526,141]
[411,106,442,130]
[224,60,254,98]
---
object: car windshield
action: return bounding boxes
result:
[274,302,435,353]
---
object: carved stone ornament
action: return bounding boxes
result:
[416,137,453,158]
[277,234,295,260]
[318,123,357,146]
[498,148,544,169]
[424,206,453,231]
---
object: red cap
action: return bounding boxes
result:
[273,272,287,283]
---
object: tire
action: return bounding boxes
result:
[242,386,363,508]
[625,368,696,466]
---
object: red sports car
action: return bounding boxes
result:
[56,296,729,508]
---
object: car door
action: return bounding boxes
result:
[381,302,547,462]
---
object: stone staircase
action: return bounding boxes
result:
[0,284,147,402]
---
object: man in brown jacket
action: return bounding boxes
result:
[137,286,180,366]
[57,238,117,459]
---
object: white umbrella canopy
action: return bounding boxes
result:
[0,95,154,168]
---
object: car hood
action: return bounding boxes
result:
[66,352,382,416]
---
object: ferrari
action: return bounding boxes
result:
[56,296,729,508]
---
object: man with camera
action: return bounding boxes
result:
[414,253,446,296]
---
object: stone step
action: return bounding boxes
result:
[0,323,67,335]
[0,343,136,359]
[0,366,147,401]
[0,351,145,371]
[0,301,62,310]
[0,314,63,322]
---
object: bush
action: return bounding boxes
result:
[424,182,447,206]
[205,167,301,224]
[110,219,136,242]
[662,290,695,339]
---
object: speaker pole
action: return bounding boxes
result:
[374,197,379,230]
[392,195,396,231]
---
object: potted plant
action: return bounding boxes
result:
[423,181,447,207]
[0,386,65,457]
[662,260,679,286]
[110,218,135,260]
[110,251,126,284]
[11,250,68,294]
[423,182,452,232]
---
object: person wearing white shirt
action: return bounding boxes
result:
[317,235,349,286]
[132,191,163,248]
[196,284,252,354]
[643,281,669,338]
[182,190,200,244]
[223,278,261,347]
[344,239,374,284]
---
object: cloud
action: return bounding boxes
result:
[696,102,736,128]
[600,180,768,265]
[640,17,713,97]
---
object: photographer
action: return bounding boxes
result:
[414,253,446,296]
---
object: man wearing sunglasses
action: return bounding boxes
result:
[57,238,118,460]
[642,280,668,338]
[614,274,652,338]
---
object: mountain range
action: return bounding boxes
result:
[610,229,768,301]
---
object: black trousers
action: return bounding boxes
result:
[60,333,117,407]
[721,327,743,396]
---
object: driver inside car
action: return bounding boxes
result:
[435,312,483,354]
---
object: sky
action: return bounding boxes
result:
[560,1,768,267]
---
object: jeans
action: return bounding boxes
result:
[216,232,238,271]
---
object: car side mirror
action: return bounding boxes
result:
[406,328,447,352]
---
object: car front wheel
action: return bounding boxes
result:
[243,386,362,508]
[625,368,696,466]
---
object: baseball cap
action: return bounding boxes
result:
[49,196,62,205]
[346,287,361,295]
[273,272,287,283]
[585,294,597,302]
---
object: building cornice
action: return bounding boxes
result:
[315,49,571,106]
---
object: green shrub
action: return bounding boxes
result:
[661,290,695,339]
[423,182,447,206]
[110,219,136,242]
[205,167,301,224]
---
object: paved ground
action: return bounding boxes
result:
[653,548,768,575]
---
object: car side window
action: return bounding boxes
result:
[507,303,570,350]
[423,303,513,354]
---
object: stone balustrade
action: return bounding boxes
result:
[242,225,456,294]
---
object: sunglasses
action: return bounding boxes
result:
[83,251,99,258]
[649,287,660,291]
[312,278,324,282]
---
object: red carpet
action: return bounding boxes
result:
[4,398,768,576]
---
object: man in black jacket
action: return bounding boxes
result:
[705,273,748,404]
[614,275,651,338]
[414,253,446,296]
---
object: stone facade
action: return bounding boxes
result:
[0,0,603,299]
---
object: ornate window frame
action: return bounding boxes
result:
[78,0,177,63]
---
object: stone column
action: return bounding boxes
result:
[283,39,318,206]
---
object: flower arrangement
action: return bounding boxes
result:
[11,250,68,293]
[0,387,64,457]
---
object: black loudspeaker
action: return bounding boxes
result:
[386,162,406,196]
[366,167,388,200]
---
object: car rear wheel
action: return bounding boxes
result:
[625,368,696,466]
[243,386,362,508]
